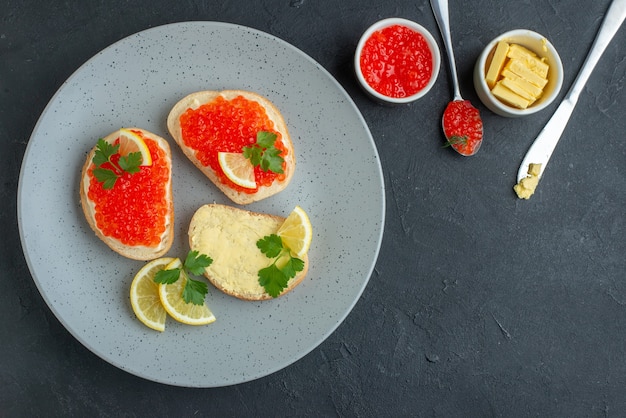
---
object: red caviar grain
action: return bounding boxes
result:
[87,134,170,247]
[179,96,286,194]
[442,100,483,156]
[360,24,433,98]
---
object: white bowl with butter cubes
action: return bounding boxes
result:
[473,29,563,117]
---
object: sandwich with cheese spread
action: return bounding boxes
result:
[188,204,310,300]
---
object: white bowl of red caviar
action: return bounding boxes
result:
[355,17,441,104]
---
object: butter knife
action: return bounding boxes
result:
[517,0,626,183]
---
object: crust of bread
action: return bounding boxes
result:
[80,128,174,260]
[166,90,295,205]
[188,204,308,301]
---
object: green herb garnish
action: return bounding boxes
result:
[154,250,213,305]
[443,135,469,148]
[242,131,285,174]
[256,234,304,298]
[92,138,142,189]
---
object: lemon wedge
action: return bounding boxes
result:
[158,258,216,326]
[129,257,174,332]
[116,128,152,166]
[217,152,256,189]
[277,206,313,257]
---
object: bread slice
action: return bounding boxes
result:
[80,128,174,260]
[188,204,309,300]
[167,90,295,205]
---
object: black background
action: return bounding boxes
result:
[2,0,625,416]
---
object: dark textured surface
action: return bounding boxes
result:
[2,0,625,416]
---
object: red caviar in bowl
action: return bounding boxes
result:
[359,24,434,98]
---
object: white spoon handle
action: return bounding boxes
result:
[430,0,462,100]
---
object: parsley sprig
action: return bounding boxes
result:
[256,234,304,298]
[92,138,142,189]
[242,131,284,174]
[154,250,213,305]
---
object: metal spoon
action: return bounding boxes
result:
[430,0,484,156]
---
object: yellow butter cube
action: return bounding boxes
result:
[505,59,548,89]
[491,82,531,109]
[507,44,549,78]
[500,69,544,98]
[485,41,510,88]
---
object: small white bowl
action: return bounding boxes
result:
[473,29,563,117]
[354,17,440,104]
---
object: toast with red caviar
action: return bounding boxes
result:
[188,204,309,301]
[166,90,295,205]
[80,128,174,260]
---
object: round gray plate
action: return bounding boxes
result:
[18,22,385,387]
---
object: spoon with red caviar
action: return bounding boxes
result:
[430,0,483,156]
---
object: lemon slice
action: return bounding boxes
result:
[277,206,313,257]
[158,258,216,326]
[129,257,175,332]
[217,152,256,189]
[116,128,152,166]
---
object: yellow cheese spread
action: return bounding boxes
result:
[514,163,542,199]
[189,204,282,298]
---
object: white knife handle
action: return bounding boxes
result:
[517,0,626,183]
[567,0,626,105]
